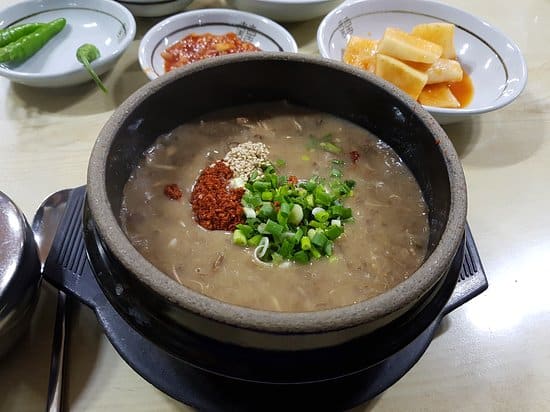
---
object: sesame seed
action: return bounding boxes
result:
[224,141,269,180]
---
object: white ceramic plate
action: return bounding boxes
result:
[317,0,527,124]
[0,0,136,88]
[139,8,298,80]
[225,0,343,23]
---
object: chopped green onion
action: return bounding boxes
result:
[242,192,262,208]
[311,231,328,249]
[254,236,269,259]
[279,202,291,217]
[272,252,284,265]
[312,207,330,222]
[314,186,333,207]
[324,240,334,256]
[310,245,322,259]
[330,168,343,178]
[330,205,353,219]
[247,234,263,247]
[253,180,271,192]
[236,224,254,238]
[345,179,356,189]
[293,250,310,264]
[325,224,344,240]
[265,219,284,237]
[288,204,303,225]
[319,141,342,154]
[258,203,275,219]
[292,228,303,242]
[308,220,327,229]
[232,229,247,246]
[279,239,294,258]
[243,207,256,219]
[301,236,312,251]
[275,159,286,167]
[246,217,260,226]
[232,158,354,264]
[302,178,318,192]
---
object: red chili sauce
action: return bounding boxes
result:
[161,32,261,72]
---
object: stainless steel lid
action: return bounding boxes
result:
[0,191,40,332]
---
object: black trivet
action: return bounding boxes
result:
[42,187,488,411]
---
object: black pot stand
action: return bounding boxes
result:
[41,187,488,411]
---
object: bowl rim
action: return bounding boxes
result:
[87,52,467,334]
[316,0,528,117]
[138,8,299,81]
[228,0,339,4]
[0,0,136,84]
[118,0,188,3]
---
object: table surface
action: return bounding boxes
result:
[1,0,549,410]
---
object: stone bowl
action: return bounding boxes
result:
[85,52,466,382]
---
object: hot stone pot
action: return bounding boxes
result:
[84,53,467,383]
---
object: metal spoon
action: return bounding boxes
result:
[32,189,72,412]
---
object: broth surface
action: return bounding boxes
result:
[120,102,429,312]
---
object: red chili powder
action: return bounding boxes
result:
[190,161,245,231]
[350,150,360,164]
[164,183,183,200]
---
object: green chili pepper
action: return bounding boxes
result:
[76,43,107,93]
[0,22,46,47]
[0,18,66,63]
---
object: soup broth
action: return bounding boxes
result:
[120,102,429,312]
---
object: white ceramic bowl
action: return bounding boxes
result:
[317,0,527,124]
[115,0,192,18]
[139,8,298,80]
[0,0,136,88]
[226,0,342,23]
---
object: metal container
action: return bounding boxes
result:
[0,191,41,357]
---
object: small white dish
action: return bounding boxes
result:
[0,0,136,88]
[139,8,298,81]
[317,0,527,124]
[115,0,192,18]
[225,0,343,23]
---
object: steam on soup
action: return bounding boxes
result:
[120,102,429,312]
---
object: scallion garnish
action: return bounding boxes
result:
[233,160,354,265]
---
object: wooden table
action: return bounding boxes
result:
[1,0,549,410]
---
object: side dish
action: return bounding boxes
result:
[161,32,261,72]
[76,43,107,93]
[0,18,66,63]
[343,23,473,108]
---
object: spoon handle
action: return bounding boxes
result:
[40,187,86,412]
[46,291,69,412]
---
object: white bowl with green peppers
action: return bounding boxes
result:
[0,0,136,88]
